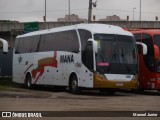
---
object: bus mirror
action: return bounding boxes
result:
[154,45,160,60]
[88,39,98,53]
[136,42,147,55]
[0,38,8,53]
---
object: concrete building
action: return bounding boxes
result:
[57,14,87,22]
[99,15,126,21]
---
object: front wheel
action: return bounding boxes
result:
[69,75,81,94]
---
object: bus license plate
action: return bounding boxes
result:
[116,82,123,86]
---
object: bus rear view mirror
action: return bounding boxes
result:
[88,39,98,53]
[154,45,160,60]
[136,42,147,55]
[0,38,8,53]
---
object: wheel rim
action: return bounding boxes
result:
[27,80,31,87]
[71,79,77,91]
[26,75,32,88]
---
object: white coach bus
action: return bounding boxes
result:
[13,24,140,94]
[0,38,8,53]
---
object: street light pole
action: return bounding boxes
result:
[133,7,136,21]
[68,0,70,22]
[88,0,92,23]
[140,0,141,21]
[45,0,46,22]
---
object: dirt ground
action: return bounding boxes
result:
[0,86,160,120]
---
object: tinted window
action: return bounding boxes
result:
[18,37,31,53]
[16,35,40,54]
[94,34,137,74]
[14,38,20,53]
[78,29,92,67]
[134,34,141,42]
[78,29,92,51]
[38,30,79,52]
[142,34,155,72]
[154,35,160,72]
[86,42,93,70]
[133,34,141,53]
[31,36,40,52]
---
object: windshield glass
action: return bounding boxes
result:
[94,34,137,75]
[154,35,160,72]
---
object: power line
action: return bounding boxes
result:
[94,8,160,15]
[0,8,159,15]
[0,8,88,14]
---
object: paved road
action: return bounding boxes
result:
[0,87,160,120]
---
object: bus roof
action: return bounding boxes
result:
[130,29,160,36]
[17,23,133,38]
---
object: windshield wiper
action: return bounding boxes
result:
[111,48,117,62]
[99,52,105,62]
[121,49,131,72]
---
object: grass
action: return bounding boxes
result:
[0,78,21,91]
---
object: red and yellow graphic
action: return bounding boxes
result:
[31,51,58,84]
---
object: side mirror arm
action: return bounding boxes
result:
[0,38,8,53]
[136,42,147,55]
[88,38,98,53]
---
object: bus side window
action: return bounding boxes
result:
[142,33,154,72]
[31,35,40,52]
[78,29,92,67]
[38,30,79,52]
[14,38,20,54]
[86,41,93,71]
[134,34,142,54]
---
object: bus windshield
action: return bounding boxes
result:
[154,35,160,72]
[94,34,137,75]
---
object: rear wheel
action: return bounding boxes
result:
[69,75,81,94]
[25,74,32,89]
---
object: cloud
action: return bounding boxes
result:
[0,0,159,22]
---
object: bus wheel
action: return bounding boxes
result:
[69,75,80,94]
[25,74,32,89]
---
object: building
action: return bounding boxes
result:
[57,14,87,22]
[99,15,126,21]
[0,20,19,23]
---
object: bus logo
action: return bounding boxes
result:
[60,55,74,63]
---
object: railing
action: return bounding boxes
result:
[0,21,160,32]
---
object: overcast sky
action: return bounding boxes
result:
[0,0,159,22]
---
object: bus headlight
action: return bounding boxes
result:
[132,75,138,81]
[95,72,107,79]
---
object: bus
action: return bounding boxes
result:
[130,29,160,91]
[0,38,8,53]
[12,24,143,94]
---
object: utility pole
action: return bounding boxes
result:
[133,7,136,21]
[43,0,47,29]
[44,0,46,22]
[140,0,141,21]
[88,0,92,23]
[68,0,70,22]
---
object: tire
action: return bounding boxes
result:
[69,75,81,94]
[25,74,32,89]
